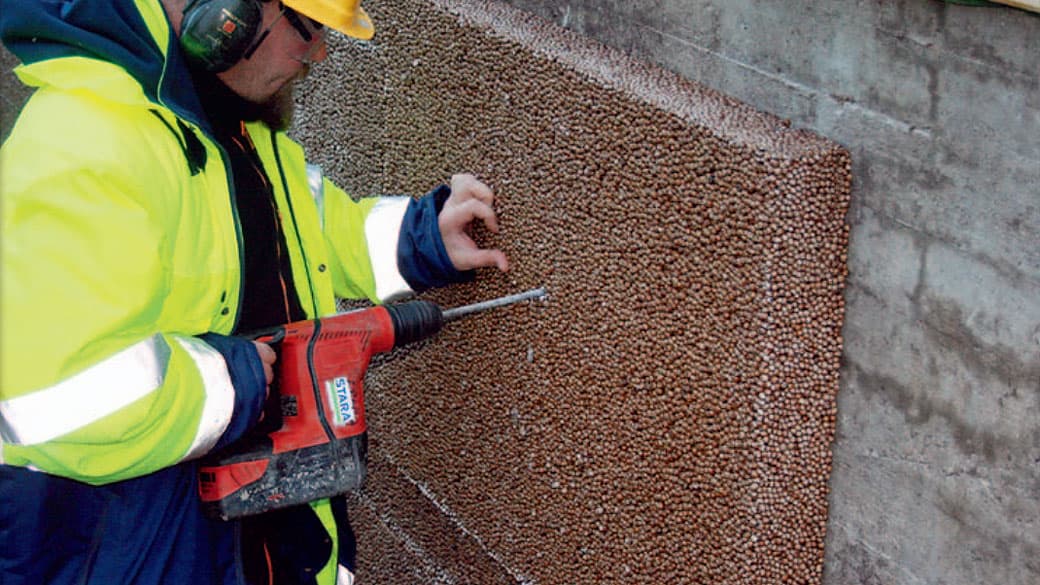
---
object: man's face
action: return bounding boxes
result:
[217,1,328,123]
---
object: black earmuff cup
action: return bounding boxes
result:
[180,0,263,73]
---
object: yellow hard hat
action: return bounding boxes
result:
[282,0,375,40]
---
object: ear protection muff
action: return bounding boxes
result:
[180,0,264,73]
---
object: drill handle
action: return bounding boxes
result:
[241,325,287,345]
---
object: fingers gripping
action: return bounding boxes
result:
[450,173,494,206]
[439,174,509,273]
[449,197,500,234]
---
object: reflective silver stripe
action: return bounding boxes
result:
[0,335,171,445]
[176,336,236,461]
[364,196,414,301]
[307,163,325,229]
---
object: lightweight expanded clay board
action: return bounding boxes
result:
[293,1,852,583]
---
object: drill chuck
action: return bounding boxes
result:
[385,300,446,348]
[386,287,546,348]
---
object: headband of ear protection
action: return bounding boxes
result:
[180,0,264,73]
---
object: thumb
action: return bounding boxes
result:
[252,341,276,385]
[454,247,509,272]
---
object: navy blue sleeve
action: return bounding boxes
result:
[397,184,475,292]
[198,333,268,452]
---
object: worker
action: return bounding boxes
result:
[0,0,508,583]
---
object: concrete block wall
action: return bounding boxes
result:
[478,2,1040,584]
[294,1,851,583]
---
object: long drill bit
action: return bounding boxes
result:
[442,287,548,322]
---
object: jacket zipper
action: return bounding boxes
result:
[268,131,337,443]
[221,139,247,333]
[268,130,320,318]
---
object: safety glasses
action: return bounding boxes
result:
[283,8,323,42]
[243,2,328,65]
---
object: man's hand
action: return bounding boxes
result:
[438,174,509,272]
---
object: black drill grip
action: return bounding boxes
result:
[386,300,445,348]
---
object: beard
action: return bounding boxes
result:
[191,66,306,133]
[245,82,296,131]
[238,66,311,131]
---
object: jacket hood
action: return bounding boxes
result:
[0,0,209,131]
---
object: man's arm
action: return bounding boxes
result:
[0,98,269,484]
[320,173,509,303]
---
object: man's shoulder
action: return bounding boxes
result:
[9,86,199,173]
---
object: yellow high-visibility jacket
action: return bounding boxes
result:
[0,52,415,481]
[0,2,463,583]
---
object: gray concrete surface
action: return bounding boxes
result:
[490,1,1040,584]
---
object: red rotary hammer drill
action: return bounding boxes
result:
[198,288,545,520]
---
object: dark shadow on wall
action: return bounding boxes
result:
[1,47,31,142]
